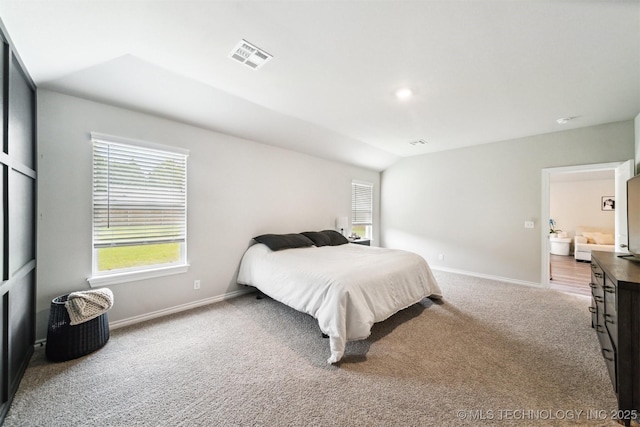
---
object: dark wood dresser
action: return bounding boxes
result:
[590,251,640,426]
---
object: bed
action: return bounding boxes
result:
[237,231,442,364]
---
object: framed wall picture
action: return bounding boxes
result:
[602,196,615,211]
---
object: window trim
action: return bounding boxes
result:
[90,132,190,157]
[351,180,373,239]
[88,263,190,287]
[88,132,189,286]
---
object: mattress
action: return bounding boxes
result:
[237,242,442,363]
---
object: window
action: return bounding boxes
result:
[351,181,373,239]
[89,133,189,286]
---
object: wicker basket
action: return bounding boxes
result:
[45,294,110,362]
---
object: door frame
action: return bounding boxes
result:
[541,161,627,288]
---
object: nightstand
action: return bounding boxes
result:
[349,238,370,246]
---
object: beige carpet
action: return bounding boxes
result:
[4,271,619,426]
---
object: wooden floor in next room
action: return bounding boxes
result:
[550,254,591,296]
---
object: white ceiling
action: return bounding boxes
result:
[0,1,638,171]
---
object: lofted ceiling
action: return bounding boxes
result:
[0,1,638,171]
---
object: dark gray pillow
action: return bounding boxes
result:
[321,230,349,246]
[301,231,332,247]
[253,233,315,251]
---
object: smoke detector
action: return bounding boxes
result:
[229,39,273,70]
[556,116,576,125]
[409,139,428,146]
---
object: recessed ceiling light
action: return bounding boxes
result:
[229,39,273,70]
[395,88,413,100]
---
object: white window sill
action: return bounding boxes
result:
[88,264,190,287]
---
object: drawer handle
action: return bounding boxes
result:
[594,296,603,303]
[596,325,605,333]
[602,348,614,361]
[589,283,597,289]
[589,306,597,314]
[604,286,615,293]
[605,314,615,324]
[594,273,603,278]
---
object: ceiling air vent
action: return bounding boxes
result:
[229,39,273,70]
[408,139,428,146]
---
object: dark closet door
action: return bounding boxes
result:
[0,27,37,423]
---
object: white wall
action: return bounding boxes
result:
[381,121,635,284]
[36,89,380,340]
[550,179,615,238]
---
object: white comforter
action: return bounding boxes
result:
[237,243,442,363]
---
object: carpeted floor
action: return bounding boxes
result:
[4,271,619,426]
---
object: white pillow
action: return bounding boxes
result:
[593,233,615,245]
[581,232,600,244]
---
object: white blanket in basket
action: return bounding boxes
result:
[65,288,114,325]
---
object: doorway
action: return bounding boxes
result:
[541,160,634,294]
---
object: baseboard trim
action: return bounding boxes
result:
[34,288,256,349]
[109,288,255,330]
[430,266,543,289]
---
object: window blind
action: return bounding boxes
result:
[92,135,188,249]
[352,182,373,225]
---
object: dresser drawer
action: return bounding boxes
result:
[590,282,604,302]
[604,276,617,315]
[589,297,598,329]
[590,280,604,307]
[591,290,604,334]
[596,311,617,392]
[604,277,617,347]
[591,261,605,286]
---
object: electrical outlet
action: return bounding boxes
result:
[524,221,535,229]
[438,254,444,261]
[194,280,201,290]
